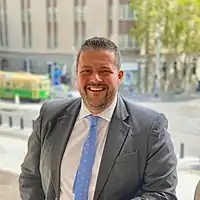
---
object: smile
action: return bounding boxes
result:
[87,87,106,92]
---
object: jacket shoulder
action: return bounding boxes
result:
[122,97,162,125]
[40,98,80,121]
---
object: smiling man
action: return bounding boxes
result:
[19,37,178,200]
[76,45,123,113]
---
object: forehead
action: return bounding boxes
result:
[78,49,116,65]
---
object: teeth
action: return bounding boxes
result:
[88,87,104,91]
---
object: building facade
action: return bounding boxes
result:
[0,0,141,75]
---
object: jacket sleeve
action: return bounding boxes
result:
[131,114,178,200]
[19,104,46,200]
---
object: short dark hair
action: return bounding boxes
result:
[76,37,121,70]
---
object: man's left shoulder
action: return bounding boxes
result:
[122,96,163,121]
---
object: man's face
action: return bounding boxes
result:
[76,49,123,114]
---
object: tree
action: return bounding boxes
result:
[130,0,200,92]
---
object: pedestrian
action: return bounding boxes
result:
[153,74,159,97]
[19,37,178,200]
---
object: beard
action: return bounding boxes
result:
[79,85,116,112]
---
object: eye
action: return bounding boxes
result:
[80,69,91,73]
[101,70,112,74]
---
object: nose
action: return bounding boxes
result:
[91,72,103,82]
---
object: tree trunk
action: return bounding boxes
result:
[144,30,149,93]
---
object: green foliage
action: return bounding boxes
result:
[130,0,200,54]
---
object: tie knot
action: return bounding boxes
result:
[86,114,100,126]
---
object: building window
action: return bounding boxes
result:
[74,22,78,47]
[118,34,136,49]
[74,0,85,48]
[107,0,113,39]
[1,58,8,70]
[23,59,32,72]
[0,0,8,47]
[108,0,113,20]
[74,6,85,22]
[46,0,58,49]
[108,6,112,20]
[119,4,135,20]
[21,0,32,48]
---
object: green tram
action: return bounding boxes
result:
[0,71,50,101]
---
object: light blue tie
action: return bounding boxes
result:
[73,114,100,200]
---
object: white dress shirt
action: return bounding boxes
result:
[60,95,117,200]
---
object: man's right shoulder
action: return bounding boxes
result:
[34,98,81,144]
[39,98,81,120]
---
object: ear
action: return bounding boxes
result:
[118,70,124,83]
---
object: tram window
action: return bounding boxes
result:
[24,83,31,89]
[5,81,12,88]
[13,82,17,88]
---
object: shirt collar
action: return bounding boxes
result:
[78,94,118,122]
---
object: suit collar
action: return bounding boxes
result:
[114,94,129,121]
[61,98,81,118]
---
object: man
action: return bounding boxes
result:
[19,37,178,200]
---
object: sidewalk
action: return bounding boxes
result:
[177,170,200,200]
[0,124,31,140]
[119,90,200,102]
[186,99,200,108]
[177,157,200,199]
[0,99,42,111]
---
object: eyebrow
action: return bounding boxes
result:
[81,65,93,68]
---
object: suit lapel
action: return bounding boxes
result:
[94,95,130,200]
[51,99,81,197]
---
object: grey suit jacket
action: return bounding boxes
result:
[19,95,178,200]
